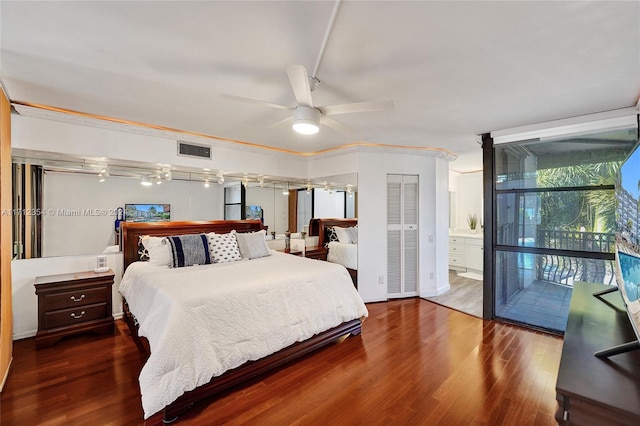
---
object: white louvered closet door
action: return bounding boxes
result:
[387,175,418,298]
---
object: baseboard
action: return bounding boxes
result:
[421,284,451,298]
[13,329,37,341]
[0,356,13,392]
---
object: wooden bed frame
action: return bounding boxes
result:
[120,220,362,424]
[309,218,358,287]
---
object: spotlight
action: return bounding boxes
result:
[141,176,152,186]
[155,176,162,185]
[97,173,105,183]
[204,179,210,188]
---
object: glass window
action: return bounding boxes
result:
[491,125,637,333]
[495,128,636,190]
[496,189,616,253]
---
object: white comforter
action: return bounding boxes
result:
[119,251,368,419]
[327,241,358,270]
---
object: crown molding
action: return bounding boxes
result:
[12,101,458,160]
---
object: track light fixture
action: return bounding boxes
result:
[141,176,152,186]
[97,173,105,183]
[204,179,210,188]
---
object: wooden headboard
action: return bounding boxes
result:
[121,220,263,271]
[309,218,358,247]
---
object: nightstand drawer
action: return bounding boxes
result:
[44,303,108,329]
[44,286,108,311]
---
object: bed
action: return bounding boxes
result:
[119,220,367,423]
[309,218,358,287]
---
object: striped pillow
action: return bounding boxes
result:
[166,233,211,268]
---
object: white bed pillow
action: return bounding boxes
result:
[141,236,171,266]
[207,231,242,263]
[235,230,271,260]
[347,226,358,244]
[333,226,352,244]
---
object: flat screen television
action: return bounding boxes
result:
[245,205,263,222]
[124,203,171,222]
[598,138,640,357]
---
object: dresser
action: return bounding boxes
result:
[449,234,483,272]
[555,282,640,425]
[34,269,115,349]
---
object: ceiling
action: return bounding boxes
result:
[1,1,639,172]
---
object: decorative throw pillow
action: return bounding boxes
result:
[166,233,211,268]
[235,230,271,260]
[347,226,358,244]
[141,236,171,266]
[324,226,339,248]
[208,231,242,263]
[333,226,352,244]
[137,236,150,261]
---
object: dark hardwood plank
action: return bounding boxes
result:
[0,299,563,425]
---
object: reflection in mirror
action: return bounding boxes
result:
[11,151,357,259]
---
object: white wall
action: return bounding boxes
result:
[12,114,309,180]
[245,185,288,234]
[313,189,346,218]
[450,170,483,233]
[43,172,223,256]
[310,148,452,302]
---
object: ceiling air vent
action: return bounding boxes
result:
[177,141,212,159]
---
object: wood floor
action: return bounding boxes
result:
[0,298,563,425]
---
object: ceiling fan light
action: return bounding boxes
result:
[293,121,319,135]
[292,106,321,135]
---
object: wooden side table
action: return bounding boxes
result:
[34,269,115,349]
[280,245,328,261]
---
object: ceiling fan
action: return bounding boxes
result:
[221,64,394,135]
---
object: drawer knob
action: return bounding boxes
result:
[70,311,86,319]
[70,294,85,302]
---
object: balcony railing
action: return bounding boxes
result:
[535,229,615,286]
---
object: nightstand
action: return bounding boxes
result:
[282,245,328,261]
[34,269,115,349]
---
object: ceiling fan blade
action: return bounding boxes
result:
[286,64,314,108]
[320,116,352,134]
[270,116,293,129]
[320,100,394,116]
[220,93,292,111]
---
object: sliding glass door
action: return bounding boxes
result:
[491,127,637,332]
